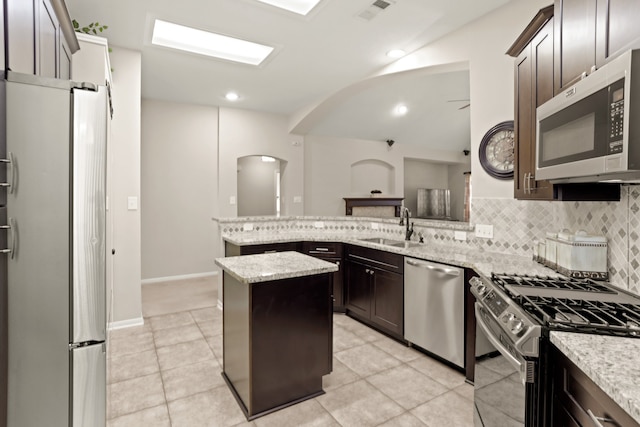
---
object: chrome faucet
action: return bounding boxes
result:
[399,207,414,241]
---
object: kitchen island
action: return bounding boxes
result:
[215,251,338,420]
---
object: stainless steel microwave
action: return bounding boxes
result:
[536,49,640,183]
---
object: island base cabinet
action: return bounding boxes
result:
[222,272,333,420]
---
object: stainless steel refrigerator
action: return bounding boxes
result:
[4,72,107,427]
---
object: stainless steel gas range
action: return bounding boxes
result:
[470,273,640,427]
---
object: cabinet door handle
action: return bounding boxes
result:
[0,152,15,193]
[369,270,374,275]
[587,409,617,427]
[0,218,16,259]
[524,173,529,194]
[335,261,340,267]
[365,268,370,274]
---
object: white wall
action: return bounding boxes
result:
[304,134,466,216]
[294,0,550,201]
[141,99,218,281]
[217,108,304,218]
[109,47,142,325]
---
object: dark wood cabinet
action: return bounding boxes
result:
[344,245,404,338]
[550,344,640,427]
[509,6,555,200]
[302,242,344,311]
[5,0,78,79]
[596,0,640,67]
[222,271,332,420]
[224,241,300,257]
[554,0,640,94]
[553,0,597,93]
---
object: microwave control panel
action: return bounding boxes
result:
[608,80,625,154]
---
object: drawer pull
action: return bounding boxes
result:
[587,409,617,427]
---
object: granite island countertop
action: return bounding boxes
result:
[215,251,339,284]
[550,332,640,424]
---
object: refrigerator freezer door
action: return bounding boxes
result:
[72,87,107,344]
[71,343,106,427]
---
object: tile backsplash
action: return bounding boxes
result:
[472,185,640,295]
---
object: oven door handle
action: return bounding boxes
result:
[475,303,525,383]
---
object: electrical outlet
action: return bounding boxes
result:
[371,223,379,230]
[243,223,254,231]
[314,221,325,229]
[230,196,236,205]
[454,231,467,241]
[293,196,302,203]
[475,224,494,239]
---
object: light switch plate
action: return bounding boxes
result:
[371,223,379,230]
[293,196,302,203]
[127,196,138,211]
[230,196,236,205]
[475,224,494,239]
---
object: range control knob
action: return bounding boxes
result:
[476,284,487,296]
[502,312,515,324]
[509,318,526,336]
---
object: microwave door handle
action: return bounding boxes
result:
[524,173,530,194]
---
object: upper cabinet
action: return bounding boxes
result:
[554,0,640,94]
[508,6,555,200]
[6,0,79,79]
[553,0,597,93]
[595,0,640,67]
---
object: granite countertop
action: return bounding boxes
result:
[215,251,339,284]
[222,232,558,279]
[550,332,640,424]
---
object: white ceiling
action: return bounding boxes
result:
[66,0,513,152]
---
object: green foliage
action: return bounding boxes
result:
[72,20,109,35]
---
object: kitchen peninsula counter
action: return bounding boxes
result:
[215,251,337,420]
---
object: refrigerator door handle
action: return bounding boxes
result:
[0,152,15,193]
[0,217,16,259]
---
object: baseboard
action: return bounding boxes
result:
[141,271,218,285]
[108,316,144,331]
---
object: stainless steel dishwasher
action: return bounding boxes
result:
[404,257,465,368]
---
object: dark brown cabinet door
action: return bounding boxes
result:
[550,344,640,427]
[370,267,403,336]
[345,260,371,319]
[514,15,555,200]
[596,0,640,67]
[554,0,597,94]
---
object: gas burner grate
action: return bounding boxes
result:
[518,295,640,338]
[491,273,615,294]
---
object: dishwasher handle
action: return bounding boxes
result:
[406,259,460,277]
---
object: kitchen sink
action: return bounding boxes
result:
[358,237,421,249]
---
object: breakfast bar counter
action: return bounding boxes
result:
[215,251,338,420]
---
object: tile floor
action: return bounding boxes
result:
[106,277,474,426]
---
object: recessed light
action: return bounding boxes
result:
[152,19,274,66]
[225,92,240,101]
[387,49,406,58]
[394,104,409,116]
[254,0,322,15]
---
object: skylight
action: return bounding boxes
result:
[254,0,322,15]
[152,19,274,66]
